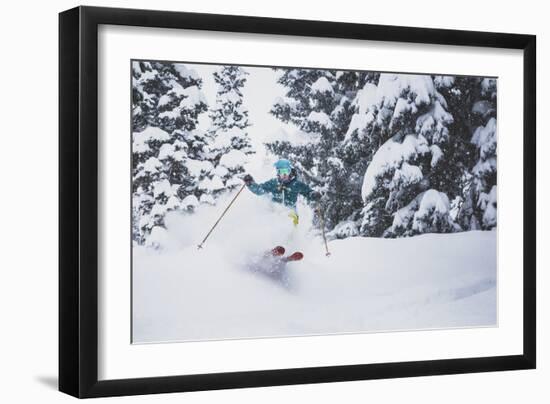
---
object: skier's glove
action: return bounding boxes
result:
[310,191,322,201]
[243,174,254,185]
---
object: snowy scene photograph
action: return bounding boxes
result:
[131,59,497,344]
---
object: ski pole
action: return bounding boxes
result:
[197,183,246,249]
[316,204,331,257]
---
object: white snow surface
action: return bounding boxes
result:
[219,149,248,169]
[414,190,451,225]
[145,226,170,249]
[375,74,434,110]
[199,193,216,205]
[199,175,224,192]
[133,127,170,147]
[310,76,334,94]
[181,195,199,208]
[209,127,247,151]
[157,94,173,108]
[433,75,455,88]
[391,162,423,189]
[185,159,213,177]
[157,143,175,160]
[140,157,163,174]
[179,85,207,109]
[307,111,333,128]
[153,179,173,198]
[173,63,200,80]
[132,189,496,343]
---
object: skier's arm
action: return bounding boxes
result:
[247,178,276,196]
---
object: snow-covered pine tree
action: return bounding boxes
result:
[355,74,457,237]
[268,68,372,233]
[470,116,497,229]
[269,68,497,239]
[435,77,497,230]
[204,66,254,203]
[327,72,380,238]
[132,61,209,245]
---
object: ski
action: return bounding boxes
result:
[268,246,285,257]
[282,252,303,262]
[264,247,302,263]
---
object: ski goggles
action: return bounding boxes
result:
[277,168,291,176]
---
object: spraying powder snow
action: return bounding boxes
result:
[132,188,496,344]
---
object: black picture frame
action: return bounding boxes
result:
[59,5,536,398]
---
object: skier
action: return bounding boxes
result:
[243,158,320,224]
[197,158,331,273]
[243,158,320,264]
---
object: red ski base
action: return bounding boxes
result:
[282,252,303,262]
[265,246,303,263]
[271,246,285,256]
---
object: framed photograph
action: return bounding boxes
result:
[59,6,536,398]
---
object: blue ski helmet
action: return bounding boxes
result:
[274,159,292,171]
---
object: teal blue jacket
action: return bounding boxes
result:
[247,177,315,208]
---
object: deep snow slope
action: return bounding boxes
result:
[132,195,496,343]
